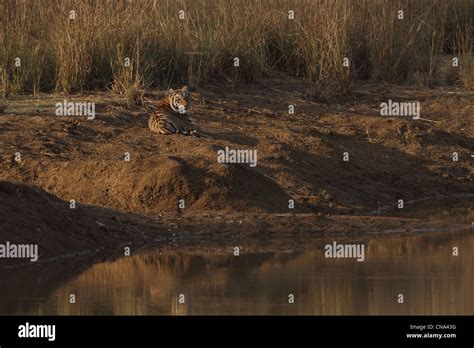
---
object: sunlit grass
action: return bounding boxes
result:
[1,0,473,96]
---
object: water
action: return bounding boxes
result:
[0,199,472,315]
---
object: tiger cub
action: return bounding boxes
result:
[148,86,208,137]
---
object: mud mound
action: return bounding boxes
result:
[0,181,99,259]
[26,155,303,215]
[0,181,162,265]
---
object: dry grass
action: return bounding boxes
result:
[1,0,473,97]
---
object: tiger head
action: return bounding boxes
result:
[167,86,191,114]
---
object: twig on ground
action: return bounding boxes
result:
[366,129,377,143]
[256,170,283,186]
[416,117,442,124]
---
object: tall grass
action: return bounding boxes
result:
[1,0,473,97]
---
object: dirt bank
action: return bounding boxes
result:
[0,181,470,268]
[1,80,472,215]
[0,80,473,265]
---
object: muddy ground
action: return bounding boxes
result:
[0,78,473,265]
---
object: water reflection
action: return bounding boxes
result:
[0,230,472,315]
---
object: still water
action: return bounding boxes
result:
[0,200,472,315]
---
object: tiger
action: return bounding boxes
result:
[147,86,209,137]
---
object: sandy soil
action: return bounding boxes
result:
[0,78,473,265]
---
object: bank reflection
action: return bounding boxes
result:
[29,231,474,315]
